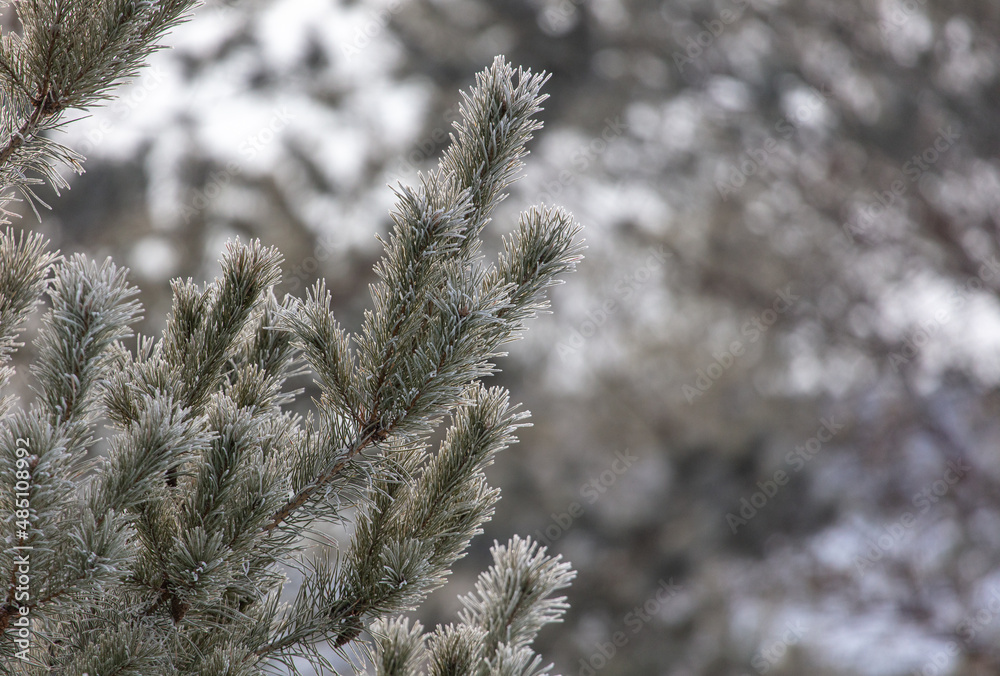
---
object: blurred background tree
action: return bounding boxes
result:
[10,0,1000,673]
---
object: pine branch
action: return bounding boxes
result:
[162,239,283,416]
[0,228,56,416]
[31,254,142,430]
[0,54,582,675]
[440,56,550,253]
[419,537,574,676]
[457,536,575,666]
[371,617,427,676]
[265,57,583,535]
[0,0,200,221]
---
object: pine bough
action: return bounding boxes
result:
[0,3,584,669]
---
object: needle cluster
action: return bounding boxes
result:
[0,50,583,676]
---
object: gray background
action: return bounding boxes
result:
[12,0,1000,673]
